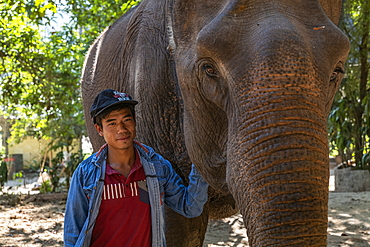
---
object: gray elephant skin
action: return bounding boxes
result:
[81,0,350,246]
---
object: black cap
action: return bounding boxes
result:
[90,89,138,122]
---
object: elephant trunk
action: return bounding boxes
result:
[227,73,330,246]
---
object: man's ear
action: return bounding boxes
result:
[94,124,103,136]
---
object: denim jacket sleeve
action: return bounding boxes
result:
[152,152,209,218]
[63,164,90,246]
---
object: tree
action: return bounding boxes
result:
[0,0,139,184]
[328,0,370,170]
[1,1,84,148]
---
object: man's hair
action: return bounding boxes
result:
[95,104,135,127]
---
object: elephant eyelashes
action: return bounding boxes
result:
[330,67,345,82]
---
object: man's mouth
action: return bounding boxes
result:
[117,136,130,141]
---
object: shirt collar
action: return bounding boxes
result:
[105,148,142,176]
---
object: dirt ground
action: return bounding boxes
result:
[204,191,370,247]
[0,186,369,246]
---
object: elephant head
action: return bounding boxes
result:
[169,0,349,245]
[82,0,349,246]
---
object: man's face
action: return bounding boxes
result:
[94,108,136,151]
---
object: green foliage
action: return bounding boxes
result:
[0,0,139,192]
[0,0,85,147]
[39,148,84,192]
[329,0,370,170]
[26,158,42,173]
[0,0,139,144]
[40,180,52,193]
[65,0,139,44]
[13,171,23,180]
[42,166,60,193]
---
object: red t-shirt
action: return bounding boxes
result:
[90,149,151,247]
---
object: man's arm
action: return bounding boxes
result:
[159,157,209,218]
[63,166,89,246]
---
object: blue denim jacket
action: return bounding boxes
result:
[64,142,208,247]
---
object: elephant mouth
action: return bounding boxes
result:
[203,158,231,195]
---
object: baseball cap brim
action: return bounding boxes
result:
[93,100,138,119]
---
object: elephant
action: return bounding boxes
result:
[81,0,350,246]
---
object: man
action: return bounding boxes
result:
[64,89,208,247]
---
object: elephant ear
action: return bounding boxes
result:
[319,0,343,25]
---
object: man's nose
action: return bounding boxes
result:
[117,122,128,132]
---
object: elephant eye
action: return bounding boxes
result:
[330,67,345,82]
[203,63,219,77]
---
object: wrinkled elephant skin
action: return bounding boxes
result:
[81,0,349,246]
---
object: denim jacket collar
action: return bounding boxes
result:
[91,141,154,169]
[92,143,108,168]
